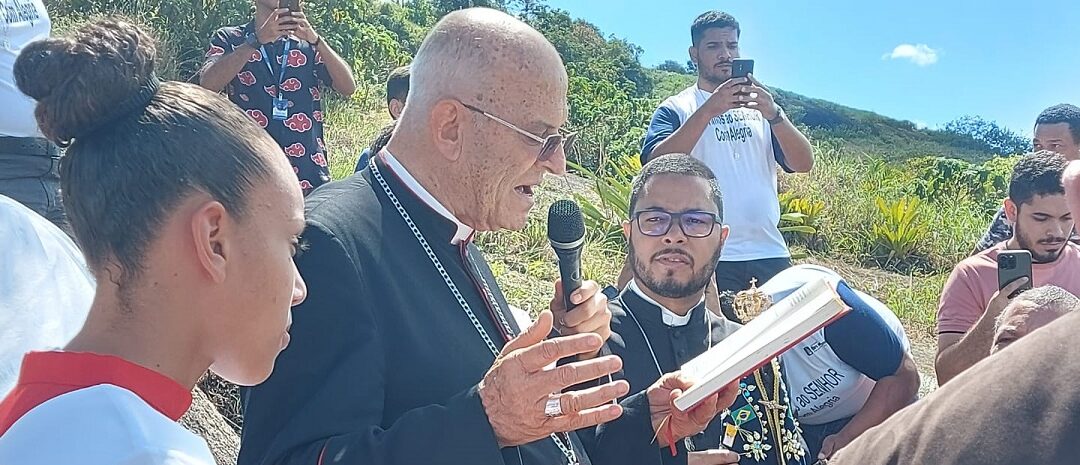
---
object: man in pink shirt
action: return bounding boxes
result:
[935,151,1080,385]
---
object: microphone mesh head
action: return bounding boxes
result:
[547,200,585,244]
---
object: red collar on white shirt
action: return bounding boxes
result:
[0,351,192,435]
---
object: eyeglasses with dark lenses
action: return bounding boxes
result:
[633,210,721,238]
[461,102,576,162]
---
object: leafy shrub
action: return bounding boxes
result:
[780,192,826,253]
[905,156,1011,214]
[569,156,639,249]
[871,197,930,270]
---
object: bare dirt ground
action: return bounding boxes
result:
[800,256,939,396]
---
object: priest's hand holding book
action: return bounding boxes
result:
[479,310,630,447]
[550,279,612,360]
[647,372,740,449]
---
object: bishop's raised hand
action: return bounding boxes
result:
[479,310,630,447]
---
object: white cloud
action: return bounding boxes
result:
[911,119,928,130]
[883,44,940,66]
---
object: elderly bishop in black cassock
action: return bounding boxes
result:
[238,8,736,465]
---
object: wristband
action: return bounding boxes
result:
[767,107,786,125]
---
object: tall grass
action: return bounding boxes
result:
[782,140,1013,273]
[323,96,390,179]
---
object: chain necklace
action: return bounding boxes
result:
[619,288,712,455]
[753,360,788,465]
[371,160,578,465]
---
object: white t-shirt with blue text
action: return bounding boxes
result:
[760,265,911,425]
[642,85,792,262]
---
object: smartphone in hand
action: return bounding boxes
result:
[278,0,301,12]
[732,59,754,80]
[997,250,1033,299]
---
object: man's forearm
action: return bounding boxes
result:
[771,119,814,172]
[199,44,255,93]
[647,107,714,161]
[833,357,919,444]
[936,317,996,384]
[317,41,357,96]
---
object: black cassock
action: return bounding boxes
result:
[586,285,809,465]
[238,155,648,465]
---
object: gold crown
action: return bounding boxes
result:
[733,278,773,323]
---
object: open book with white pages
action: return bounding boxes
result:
[673,277,850,411]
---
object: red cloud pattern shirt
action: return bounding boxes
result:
[206,22,334,195]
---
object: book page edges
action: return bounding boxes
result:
[673,292,849,412]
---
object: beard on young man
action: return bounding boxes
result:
[1014,220,1070,263]
[629,243,723,299]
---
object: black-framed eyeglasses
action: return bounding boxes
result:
[632,209,721,238]
[461,102,576,162]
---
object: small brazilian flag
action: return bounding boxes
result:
[732,404,757,426]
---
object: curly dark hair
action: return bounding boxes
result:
[629,153,723,219]
[1008,150,1069,207]
[1036,104,1080,143]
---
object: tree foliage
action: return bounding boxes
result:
[944,115,1030,156]
[656,60,688,74]
[49,0,658,170]
[48,0,1006,169]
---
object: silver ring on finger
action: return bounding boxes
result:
[544,395,563,417]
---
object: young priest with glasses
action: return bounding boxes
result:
[583,154,808,465]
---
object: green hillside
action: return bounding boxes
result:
[50,1,1010,167]
[647,69,998,163]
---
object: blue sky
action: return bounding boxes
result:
[544,0,1079,136]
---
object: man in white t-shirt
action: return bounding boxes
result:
[755,264,919,461]
[641,10,814,322]
[0,0,65,230]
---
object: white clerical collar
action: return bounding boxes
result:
[380,150,474,245]
[627,279,703,327]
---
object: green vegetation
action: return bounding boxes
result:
[46,0,1022,336]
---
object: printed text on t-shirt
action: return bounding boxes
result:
[710,111,758,144]
[794,368,846,409]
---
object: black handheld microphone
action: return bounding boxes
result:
[548,200,586,311]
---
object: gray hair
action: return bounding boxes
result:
[995,285,1080,332]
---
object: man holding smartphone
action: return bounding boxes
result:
[639,11,814,322]
[971,104,1080,254]
[200,0,356,195]
[935,151,1080,384]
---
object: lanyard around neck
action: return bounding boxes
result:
[259,40,292,86]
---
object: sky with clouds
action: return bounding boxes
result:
[544,0,1079,136]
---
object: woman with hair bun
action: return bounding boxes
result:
[0,17,307,465]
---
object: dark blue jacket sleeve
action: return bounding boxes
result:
[355,148,372,173]
[772,132,794,173]
[641,105,682,163]
[823,282,904,381]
